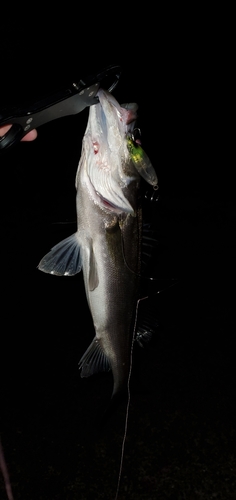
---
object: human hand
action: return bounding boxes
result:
[0,124,37,141]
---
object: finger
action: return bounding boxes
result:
[21,129,38,141]
[0,124,12,137]
[0,125,37,141]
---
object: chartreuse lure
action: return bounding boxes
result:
[126,135,158,188]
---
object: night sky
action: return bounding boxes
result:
[0,14,235,500]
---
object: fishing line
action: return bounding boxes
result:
[119,217,151,280]
[114,221,178,497]
[0,436,14,500]
[114,295,142,500]
[114,287,179,498]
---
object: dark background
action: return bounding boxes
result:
[0,13,235,500]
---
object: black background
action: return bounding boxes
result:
[0,12,235,500]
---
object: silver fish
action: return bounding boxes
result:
[38,89,158,400]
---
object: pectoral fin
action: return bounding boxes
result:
[78,338,111,377]
[38,233,82,276]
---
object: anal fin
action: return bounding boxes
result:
[78,338,111,377]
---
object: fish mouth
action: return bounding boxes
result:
[84,89,139,215]
[97,89,138,130]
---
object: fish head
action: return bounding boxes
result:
[88,89,139,175]
[77,88,158,215]
[77,89,142,215]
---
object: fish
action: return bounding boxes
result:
[38,88,158,403]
